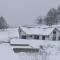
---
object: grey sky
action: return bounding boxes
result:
[0,0,60,26]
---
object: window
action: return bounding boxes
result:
[53,31,56,34]
[58,36,60,40]
[22,35,26,39]
[52,37,56,40]
[34,35,39,39]
[42,36,45,40]
[29,35,32,37]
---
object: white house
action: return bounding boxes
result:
[18,25,60,41]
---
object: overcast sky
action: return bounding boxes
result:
[0,0,60,26]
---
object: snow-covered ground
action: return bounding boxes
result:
[0,40,60,60]
[0,28,19,60]
[0,43,19,60]
[0,28,19,42]
[0,43,42,60]
[16,52,42,60]
[0,27,60,60]
[15,41,60,60]
[1,42,60,60]
[11,39,60,60]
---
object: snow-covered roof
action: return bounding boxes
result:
[11,46,33,49]
[23,24,49,28]
[20,26,55,35]
[56,27,60,32]
[11,39,60,48]
[10,39,41,48]
[11,39,53,49]
[51,24,60,31]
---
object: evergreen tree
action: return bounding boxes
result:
[0,16,8,29]
[45,8,57,25]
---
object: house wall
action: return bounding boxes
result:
[26,35,34,39]
[49,28,60,41]
[39,35,49,40]
[19,29,26,39]
[19,29,35,39]
[45,36,49,40]
[13,48,39,53]
[39,35,42,40]
[24,34,49,40]
[56,29,60,40]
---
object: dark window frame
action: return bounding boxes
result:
[22,35,26,39]
[53,31,56,34]
[58,36,60,40]
[29,35,32,37]
[34,35,39,39]
[42,36,45,40]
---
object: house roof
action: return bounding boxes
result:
[10,39,53,49]
[56,27,60,32]
[51,24,60,31]
[23,24,49,28]
[20,26,55,35]
[10,39,43,49]
[11,46,33,49]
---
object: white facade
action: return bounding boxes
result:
[49,28,60,40]
[19,25,60,41]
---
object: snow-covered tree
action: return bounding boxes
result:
[57,6,60,14]
[36,16,45,25]
[45,8,57,25]
[0,16,8,29]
